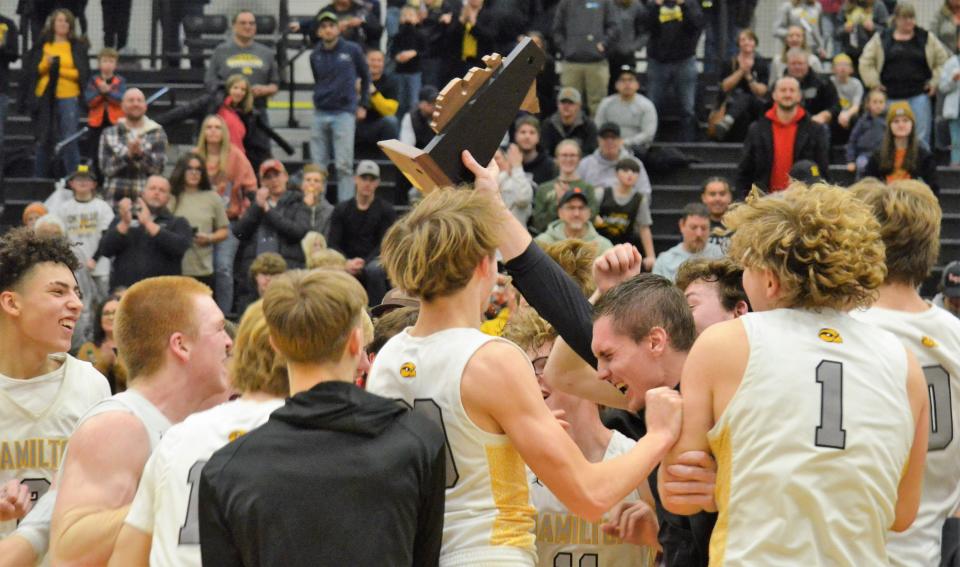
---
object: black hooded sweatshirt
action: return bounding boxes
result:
[199,381,447,566]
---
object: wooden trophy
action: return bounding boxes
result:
[378,37,545,193]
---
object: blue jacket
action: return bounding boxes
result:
[310,38,370,113]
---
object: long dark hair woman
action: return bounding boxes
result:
[76,297,127,393]
[863,101,939,194]
[169,152,230,289]
[19,8,90,178]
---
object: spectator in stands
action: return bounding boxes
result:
[84,48,125,161]
[102,0,135,53]
[159,0,208,68]
[736,76,829,195]
[310,11,370,203]
[786,48,839,131]
[593,157,656,269]
[234,159,310,308]
[552,0,616,116]
[702,0,745,77]
[863,101,939,193]
[205,11,280,124]
[533,139,598,233]
[835,0,887,67]
[594,66,658,157]
[932,0,960,56]
[714,28,770,142]
[645,0,704,142]
[76,296,127,393]
[769,24,823,86]
[99,88,168,202]
[0,11,17,175]
[22,201,47,229]
[445,0,498,80]
[169,152,229,290]
[652,203,723,282]
[328,160,396,306]
[195,113,256,315]
[514,115,557,185]
[98,175,193,288]
[941,39,960,166]
[859,1,950,147]
[830,53,863,144]
[700,176,733,250]
[578,122,652,201]
[51,161,113,297]
[606,0,645,92]
[819,0,842,57]
[527,30,560,119]
[534,188,613,253]
[774,0,826,59]
[248,251,287,299]
[301,0,384,49]
[356,48,400,156]
[846,87,887,174]
[20,8,88,179]
[301,164,334,237]
[391,5,425,117]
[216,74,271,172]
[674,257,750,336]
[307,247,348,271]
[399,85,438,149]
[933,260,960,317]
[419,0,454,88]
[541,87,598,158]
[493,143,534,226]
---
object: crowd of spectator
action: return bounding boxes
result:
[3,0,959,334]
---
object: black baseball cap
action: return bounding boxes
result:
[67,161,97,183]
[558,187,589,207]
[788,160,823,185]
[942,261,960,298]
[598,122,621,138]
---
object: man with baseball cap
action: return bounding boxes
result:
[935,261,960,318]
[328,160,396,305]
[788,159,824,185]
[540,86,598,157]
[233,159,310,315]
[578,121,653,204]
[595,66,658,156]
[534,187,613,253]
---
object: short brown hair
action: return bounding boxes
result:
[263,270,368,364]
[369,306,418,355]
[541,239,597,296]
[302,164,327,178]
[250,252,287,278]
[593,274,697,351]
[115,277,212,379]
[230,300,289,397]
[307,248,347,271]
[381,188,502,301]
[726,183,886,310]
[503,308,557,353]
[675,258,749,312]
[851,179,941,286]
[98,47,119,60]
[0,227,78,292]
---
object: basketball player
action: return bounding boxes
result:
[0,228,111,566]
[661,183,929,564]
[48,276,232,565]
[850,179,960,566]
[108,300,286,567]
[503,310,658,567]
[366,153,682,566]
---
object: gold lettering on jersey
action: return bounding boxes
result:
[921,336,939,348]
[818,328,843,344]
[400,362,417,378]
[535,512,625,545]
[0,438,68,471]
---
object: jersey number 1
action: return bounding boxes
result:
[815,361,846,449]
[178,460,207,545]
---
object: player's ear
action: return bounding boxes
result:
[733,300,749,317]
[346,326,364,357]
[647,326,668,355]
[764,268,781,301]
[0,290,21,317]
[169,331,190,363]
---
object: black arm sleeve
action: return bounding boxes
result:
[504,242,598,368]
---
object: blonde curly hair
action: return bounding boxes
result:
[540,239,598,296]
[724,183,886,311]
[503,308,557,353]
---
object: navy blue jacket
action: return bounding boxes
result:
[310,37,371,113]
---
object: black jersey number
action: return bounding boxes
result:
[397,398,460,489]
[814,361,847,449]
[177,460,207,545]
[924,365,954,451]
[554,552,599,567]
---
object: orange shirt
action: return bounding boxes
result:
[885,147,911,183]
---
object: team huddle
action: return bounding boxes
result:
[0,149,957,567]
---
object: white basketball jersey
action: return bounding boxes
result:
[367,328,537,566]
[74,389,172,452]
[124,398,283,567]
[529,431,656,567]
[707,309,915,566]
[853,304,960,566]
[0,354,110,537]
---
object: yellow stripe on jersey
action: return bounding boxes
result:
[485,444,536,549]
[709,425,733,567]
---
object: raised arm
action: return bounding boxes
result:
[464,341,681,521]
[50,412,151,565]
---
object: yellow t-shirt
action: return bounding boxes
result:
[35,41,80,99]
[462,23,478,60]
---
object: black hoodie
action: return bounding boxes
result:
[199,381,446,567]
